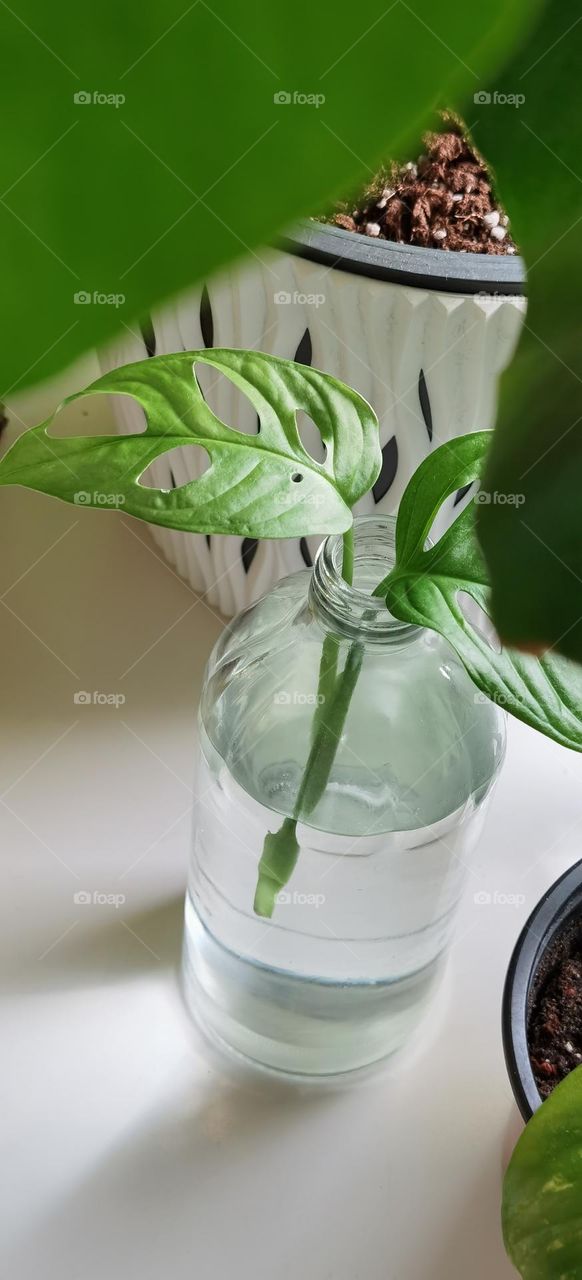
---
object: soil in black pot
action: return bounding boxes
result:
[528,931,582,1099]
[324,126,516,256]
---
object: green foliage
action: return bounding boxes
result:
[471,0,582,660]
[4,343,581,912]
[2,347,581,754]
[6,0,582,663]
[0,0,535,393]
[376,434,582,751]
[0,350,381,537]
[503,1066,582,1280]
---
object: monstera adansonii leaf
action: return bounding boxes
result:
[503,1066,582,1280]
[376,432,582,751]
[0,349,381,538]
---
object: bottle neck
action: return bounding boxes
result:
[309,515,420,646]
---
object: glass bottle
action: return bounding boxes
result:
[182,515,505,1075]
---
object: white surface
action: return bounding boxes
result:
[2,374,582,1279]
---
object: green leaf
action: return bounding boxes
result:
[503,1066,582,1279]
[0,0,539,392]
[0,349,381,537]
[379,434,582,751]
[467,2,582,661]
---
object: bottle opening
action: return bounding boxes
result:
[310,516,419,644]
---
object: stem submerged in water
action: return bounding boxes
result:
[253,642,364,918]
[310,631,339,743]
[253,818,300,917]
[253,524,362,919]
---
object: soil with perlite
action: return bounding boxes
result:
[528,936,582,1099]
[324,128,516,256]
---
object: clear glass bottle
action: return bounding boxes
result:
[182,516,505,1076]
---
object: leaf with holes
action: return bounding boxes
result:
[0,349,381,538]
[377,433,582,750]
[503,1066,582,1279]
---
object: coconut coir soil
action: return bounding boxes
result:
[326,128,516,256]
[529,944,582,1099]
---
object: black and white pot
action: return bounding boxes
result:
[502,858,582,1121]
[102,220,526,616]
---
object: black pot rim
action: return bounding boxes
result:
[502,857,582,1121]
[277,218,526,298]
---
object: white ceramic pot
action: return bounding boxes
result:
[101,221,526,617]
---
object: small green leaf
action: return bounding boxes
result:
[392,432,492,566]
[503,1066,582,1280]
[379,434,582,751]
[0,349,381,538]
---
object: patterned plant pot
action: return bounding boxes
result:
[101,221,526,617]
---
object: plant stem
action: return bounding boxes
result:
[342,527,354,586]
[253,524,360,919]
[310,528,353,742]
[309,631,339,744]
[295,640,364,817]
[253,641,364,917]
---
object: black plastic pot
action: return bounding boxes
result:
[502,858,582,1121]
[279,219,526,297]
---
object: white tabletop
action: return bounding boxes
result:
[3,359,582,1279]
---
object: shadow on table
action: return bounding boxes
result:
[5,1032,353,1279]
[4,1083,515,1280]
[15,893,184,993]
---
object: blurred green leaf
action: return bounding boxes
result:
[471,0,582,660]
[503,1066,582,1279]
[0,0,538,393]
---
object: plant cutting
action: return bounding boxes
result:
[1,347,582,1074]
[3,1,582,661]
[105,124,525,615]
